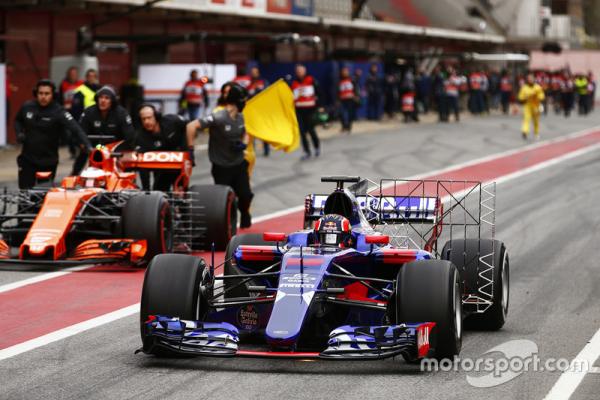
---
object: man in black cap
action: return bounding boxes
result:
[72,85,136,175]
[186,82,253,228]
[136,104,192,191]
[14,79,92,189]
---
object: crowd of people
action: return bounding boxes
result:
[351,65,596,123]
[6,61,598,229]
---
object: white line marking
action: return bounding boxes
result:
[493,142,600,186]
[0,265,93,294]
[1,126,600,361]
[0,303,140,361]
[544,327,600,400]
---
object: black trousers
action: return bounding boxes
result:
[501,91,511,114]
[17,155,57,189]
[296,107,320,155]
[211,160,253,215]
[72,149,88,176]
[578,94,589,115]
[446,95,459,121]
[139,170,180,192]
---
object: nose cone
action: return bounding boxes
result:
[265,252,326,349]
[266,290,315,347]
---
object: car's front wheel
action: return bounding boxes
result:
[140,253,208,354]
[392,259,462,360]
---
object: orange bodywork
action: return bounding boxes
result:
[0,239,10,259]
[16,142,191,262]
[20,189,98,260]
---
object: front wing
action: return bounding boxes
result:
[139,315,435,361]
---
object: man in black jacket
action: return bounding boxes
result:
[14,79,92,189]
[72,85,136,175]
[136,104,191,191]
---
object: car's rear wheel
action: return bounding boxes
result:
[189,184,237,251]
[140,253,208,354]
[123,192,173,263]
[392,260,462,360]
[223,233,269,299]
[442,239,509,330]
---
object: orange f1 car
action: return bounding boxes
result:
[0,142,237,265]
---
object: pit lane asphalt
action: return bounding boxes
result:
[1,112,600,399]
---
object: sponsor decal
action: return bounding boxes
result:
[42,209,63,218]
[29,235,53,244]
[417,325,430,347]
[417,324,432,358]
[279,273,317,289]
[237,304,259,331]
[140,152,184,162]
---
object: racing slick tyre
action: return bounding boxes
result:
[140,254,209,354]
[442,239,509,331]
[223,233,269,300]
[123,192,173,262]
[392,260,462,360]
[189,184,237,251]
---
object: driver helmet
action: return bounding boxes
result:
[314,214,353,247]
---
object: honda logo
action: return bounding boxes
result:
[141,152,184,163]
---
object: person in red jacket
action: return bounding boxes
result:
[247,66,268,97]
[291,64,321,160]
[337,66,356,133]
[443,68,461,122]
[233,67,252,90]
[59,66,83,111]
[180,69,208,120]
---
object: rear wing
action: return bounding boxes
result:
[304,194,441,224]
[119,151,191,171]
[118,151,192,192]
[307,178,495,257]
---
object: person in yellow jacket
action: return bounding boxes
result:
[518,73,545,140]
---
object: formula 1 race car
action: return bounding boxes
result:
[139,176,509,361]
[0,142,237,265]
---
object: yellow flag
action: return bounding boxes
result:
[243,79,300,153]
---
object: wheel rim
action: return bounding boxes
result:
[454,272,462,342]
[501,252,509,316]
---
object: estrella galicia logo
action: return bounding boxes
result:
[237,304,259,331]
